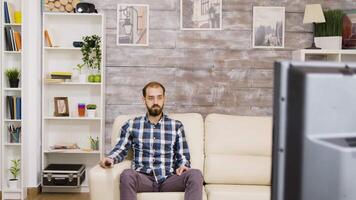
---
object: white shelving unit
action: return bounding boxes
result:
[1,0,25,199]
[292,49,356,62]
[42,12,105,193]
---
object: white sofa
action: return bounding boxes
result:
[89,113,272,200]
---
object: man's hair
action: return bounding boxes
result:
[142,81,166,97]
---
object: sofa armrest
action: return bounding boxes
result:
[89,160,131,200]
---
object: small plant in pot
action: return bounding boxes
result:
[74,64,86,83]
[86,104,97,118]
[5,68,20,88]
[78,35,102,83]
[8,159,20,189]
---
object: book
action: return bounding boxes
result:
[16,97,21,119]
[6,96,14,119]
[9,28,16,51]
[14,31,21,50]
[4,1,10,23]
[4,27,11,50]
[7,2,14,23]
[44,30,53,47]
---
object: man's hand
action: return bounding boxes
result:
[99,157,114,169]
[176,165,189,176]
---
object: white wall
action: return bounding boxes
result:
[22,0,42,188]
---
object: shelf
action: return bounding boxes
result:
[3,188,21,192]
[4,87,22,91]
[4,51,21,54]
[44,47,81,51]
[4,23,22,26]
[43,12,103,17]
[44,117,101,121]
[296,49,356,54]
[44,149,100,154]
[4,119,22,122]
[45,82,101,86]
[4,143,21,146]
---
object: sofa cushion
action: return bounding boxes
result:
[111,113,205,172]
[204,114,272,185]
[137,188,207,200]
[205,184,270,200]
[205,154,271,185]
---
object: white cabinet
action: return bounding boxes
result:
[292,49,356,62]
[1,0,25,199]
[42,12,105,192]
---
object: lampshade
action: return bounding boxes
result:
[303,4,326,24]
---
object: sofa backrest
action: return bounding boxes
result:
[111,113,205,172]
[204,114,272,185]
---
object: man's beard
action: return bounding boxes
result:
[146,104,164,117]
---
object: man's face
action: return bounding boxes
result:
[143,87,165,117]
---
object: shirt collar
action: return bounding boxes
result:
[144,113,166,125]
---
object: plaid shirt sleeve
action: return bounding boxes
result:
[174,122,191,168]
[107,120,132,164]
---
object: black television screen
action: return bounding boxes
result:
[272,61,356,200]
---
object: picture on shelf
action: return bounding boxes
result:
[253,6,285,48]
[181,0,222,30]
[54,97,69,117]
[117,4,149,46]
[343,10,356,49]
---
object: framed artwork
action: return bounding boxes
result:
[253,6,285,48]
[117,4,149,46]
[342,10,356,49]
[181,0,222,30]
[54,97,69,117]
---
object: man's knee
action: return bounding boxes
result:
[120,169,137,184]
[186,169,203,184]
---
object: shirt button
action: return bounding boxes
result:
[153,158,155,162]
[153,137,156,140]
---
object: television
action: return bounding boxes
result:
[272,61,356,200]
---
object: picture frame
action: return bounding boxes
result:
[342,10,356,49]
[117,4,149,46]
[180,0,222,30]
[54,97,69,117]
[252,6,285,48]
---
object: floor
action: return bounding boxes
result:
[31,193,89,200]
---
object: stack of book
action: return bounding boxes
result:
[50,72,72,80]
[4,1,22,51]
[6,96,21,120]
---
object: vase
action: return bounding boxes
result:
[314,36,342,50]
[9,79,19,88]
[8,179,19,189]
[78,74,86,83]
[87,109,96,118]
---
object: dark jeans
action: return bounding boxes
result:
[120,168,203,200]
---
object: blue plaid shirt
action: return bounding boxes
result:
[108,114,191,183]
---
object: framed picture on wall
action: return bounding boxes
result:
[181,0,222,30]
[117,4,149,46]
[342,10,356,49]
[54,97,69,117]
[252,6,285,48]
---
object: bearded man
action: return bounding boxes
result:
[99,81,203,200]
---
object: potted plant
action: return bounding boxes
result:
[5,68,20,88]
[78,35,102,83]
[86,104,97,118]
[315,9,345,49]
[8,159,20,189]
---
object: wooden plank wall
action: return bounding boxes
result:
[86,0,356,152]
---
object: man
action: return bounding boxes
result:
[100,81,203,200]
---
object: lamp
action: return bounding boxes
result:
[123,18,132,34]
[303,4,326,49]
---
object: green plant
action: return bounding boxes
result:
[9,159,20,179]
[74,63,85,74]
[89,136,99,150]
[79,35,102,72]
[5,68,20,80]
[86,104,97,110]
[315,10,345,37]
